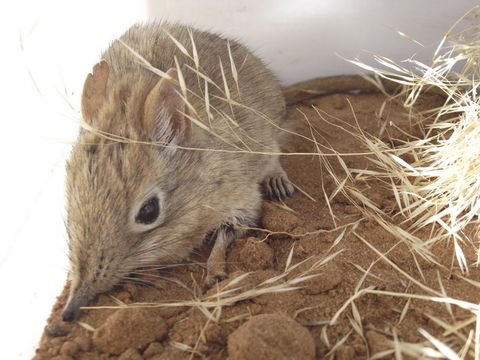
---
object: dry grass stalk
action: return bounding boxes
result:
[344,6,480,274]
[84,249,342,312]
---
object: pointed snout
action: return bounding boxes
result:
[61,285,94,322]
[62,302,82,322]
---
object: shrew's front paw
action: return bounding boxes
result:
[263,171,295,200]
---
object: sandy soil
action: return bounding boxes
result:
[34,77,480,359]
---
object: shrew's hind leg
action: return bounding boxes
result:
[263,157,295,200]
[205,224,236,287]
[205,213,256,287]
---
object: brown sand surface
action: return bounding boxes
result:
[34,78,480,359]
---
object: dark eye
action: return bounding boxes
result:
[135,197,160,224]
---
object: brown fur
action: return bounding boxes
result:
[62,23,293,321]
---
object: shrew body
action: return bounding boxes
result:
[62,23,293,321]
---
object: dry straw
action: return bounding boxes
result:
[323,6,480,359]
[345,6,480,274]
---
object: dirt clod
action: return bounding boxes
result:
[119,348,144,360]
[60,341,80,357]
[336,345,355,360]
[73,336,91,352]
[288,257,343,295]
[204,322,227,345]
[262,202,301,233]
[93,308,167,355]
[227,313,315,360]
[44,323,69,337]
[50,356,73,360]
[143,342,164,359]
[366,331,391,357]
[228,237,274,272]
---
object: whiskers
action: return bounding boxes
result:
[131,260,206,271]
[117,276,156,288]
[117,260,204,295]
[128,271,195,295]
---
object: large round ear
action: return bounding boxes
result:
[81,60,110,123]
[142,68,191,147]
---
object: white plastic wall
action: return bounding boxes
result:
[148,0,479,85]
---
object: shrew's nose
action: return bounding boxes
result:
[61,287,91,322]
[61,303,81,322]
